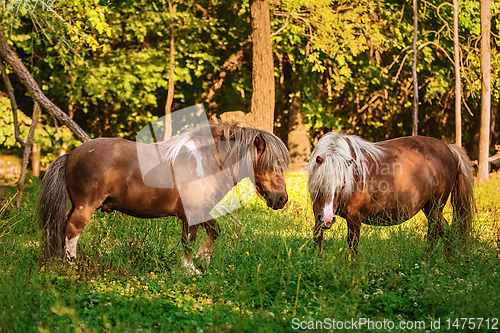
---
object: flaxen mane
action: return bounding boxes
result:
[307,132,385,204]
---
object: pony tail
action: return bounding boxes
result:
[447,145,476,246]
[37,154,70,260]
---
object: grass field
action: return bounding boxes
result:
[0,172,499,332]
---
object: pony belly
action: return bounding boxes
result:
[361,212,410,226]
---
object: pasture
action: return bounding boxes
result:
[0,172,499,332]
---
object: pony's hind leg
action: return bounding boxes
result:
[422,201,448,252]
[195,219,220,270]
[64,204,95,262]
[182,218,201,275]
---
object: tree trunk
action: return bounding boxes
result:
[249,0,275,133]
[0,24,90,143]
[16,102,41,207]
[287,91,310,171]
[478,0,491,183]
[164,1,176,141]
[466,104,481,161]
[31,142,40,177]
[454,0,462,146]
[412,0,419,136]
[491,102,498,148]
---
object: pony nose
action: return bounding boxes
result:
[322,216,336,229]
[266,198,273,207]
[265,192,287,210]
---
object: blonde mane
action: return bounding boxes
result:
[307,132,385,204]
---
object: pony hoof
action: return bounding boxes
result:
[184,262,202,275]
[65,256,75,265]
[189,267,202,276]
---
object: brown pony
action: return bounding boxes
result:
[38,122,290,274]
[307,132,475,255]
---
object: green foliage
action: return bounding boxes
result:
[0,173,499,331]
[1,0,256,141]
[0,97,30,148]
[0,97,80,167]
[1,0,500,159]
[272,0,500,143]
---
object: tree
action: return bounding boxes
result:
[2,0,499,169]
[412,0,419,136]
[271,0,389,164]
[249,0,275,132]
[478,0,492,183]
[164,0,176,141]
[0,3,108,203]
[0,24,90,143]
[454,0,462,146]
[0,60,24,147]
[15,102,41,207]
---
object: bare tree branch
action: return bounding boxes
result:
[271,15,289,37]
[0,60,26,146]
[387,46,411,71]
[412,0,419,135]
[418,41,455,64]
[164,0,177,141]
[398,4,405,25]
[16,102,41,208]
[395,52,410,81]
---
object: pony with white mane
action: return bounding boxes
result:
[307,132,475,255]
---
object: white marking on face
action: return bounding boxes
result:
[323,198,335,223]
[65,235,79,259]
[185,140,204,177]
[78,206,83,210]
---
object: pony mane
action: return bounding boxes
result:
[160,121,290,174]
[307,132,385,204]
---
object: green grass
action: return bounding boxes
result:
[1,173,499,332]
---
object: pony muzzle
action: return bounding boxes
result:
[264,191,288,210]
[321,216,336,229]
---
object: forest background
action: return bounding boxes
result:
[1,0,500,172]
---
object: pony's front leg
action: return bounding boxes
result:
[195,219,220,270]
[181,219,201,275]
[347,219,361,256]
[313,224,324,255]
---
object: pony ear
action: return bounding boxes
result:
[316,156,324,165]
[255,135,266,157]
